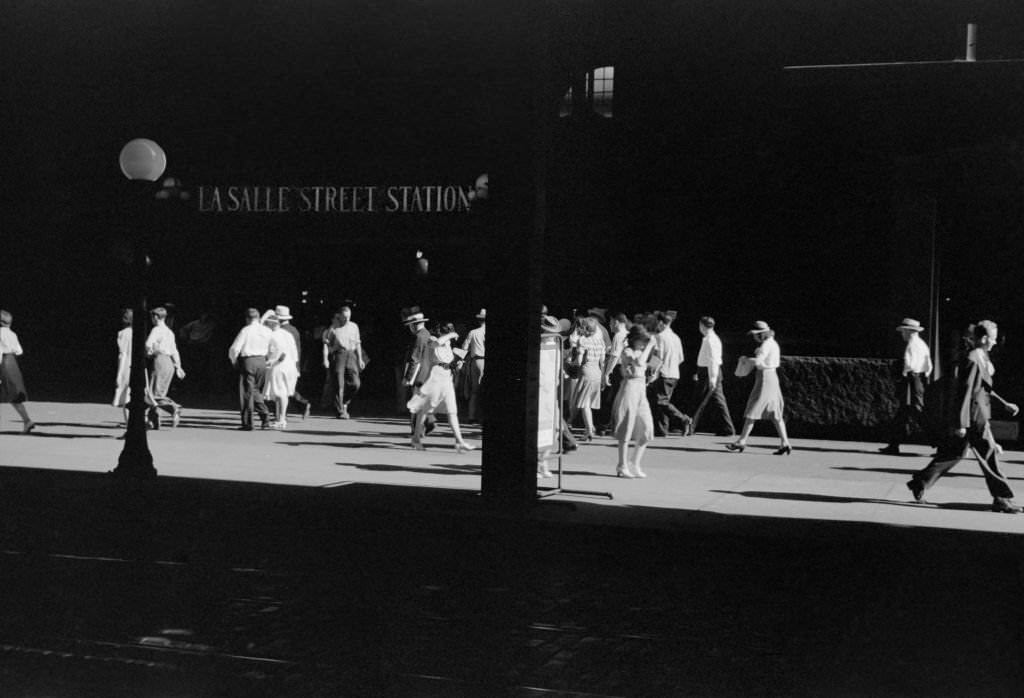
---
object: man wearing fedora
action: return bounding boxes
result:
[461,309,487,423]
[402,307,435,435]
[275,305,311,420]
[880,318,934,455]
[323,301,363,419]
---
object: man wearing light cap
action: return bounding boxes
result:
[880,317,933,455]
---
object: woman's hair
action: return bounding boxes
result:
[0,309,12,327]
[969,320,997,346]
[121,308,133,326]
[626,324,650,347]
[150,306,167,320]
[578,316,598,337]
[430,321,455,337]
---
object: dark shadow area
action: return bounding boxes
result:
[0,465,1022,696]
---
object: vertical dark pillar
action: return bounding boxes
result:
[479,6,551,508]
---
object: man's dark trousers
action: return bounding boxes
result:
[911,427,1014,499]
[887,372,927,448]
[691,367,736,435]
[649,376,692,436]
[238,356,269,429]
[332,348,361,417]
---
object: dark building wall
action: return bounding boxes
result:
[3,0,1024,398]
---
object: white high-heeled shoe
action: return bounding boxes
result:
[455,441,476,454]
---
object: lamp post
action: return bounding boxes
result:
[111,138,166,479]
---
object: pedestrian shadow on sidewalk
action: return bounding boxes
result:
[9,430,115,440]
[282,440,408,449]
[710,489,994,513]
[832,465,1024,481]
[334,462,480,475]
[36,421,123,431]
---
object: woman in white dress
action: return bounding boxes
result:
[0,309,35,434]
[113,308,133,426]
[568,316,606,442]
[726,321,793,455]
[610,325,656,478]
[408,322,475,452]
[262,311,300,429]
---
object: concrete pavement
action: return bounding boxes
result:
[4,401,1024,535]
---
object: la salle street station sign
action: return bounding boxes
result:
[198,184,476,214]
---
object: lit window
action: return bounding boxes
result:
[558,66,614,119]
[590,66,613,118]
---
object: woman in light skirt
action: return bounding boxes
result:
[610,325,656,478]
[408,322,475,453]
[726,320,792,455]
[113,308,133,426]
[567,316,606,441]
[262,311,300,429]
[0,309,36,434]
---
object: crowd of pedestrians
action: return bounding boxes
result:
[2,300,1022,515]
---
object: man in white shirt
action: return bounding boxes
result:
[880,318,934,455]
[461,309,487,422]
[322,302,363,419]
[648,310,694,437]
[145,306,185,429]
[690,316,736,436]
[228,307,272,430]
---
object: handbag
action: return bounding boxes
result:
[734,356,754,378]
[564,347,587,379]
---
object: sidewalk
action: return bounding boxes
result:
[5,401,1024,535]
[1,402,1023,696]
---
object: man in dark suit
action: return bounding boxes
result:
[907,320,1022,513]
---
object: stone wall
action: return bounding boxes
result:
[723,356,902,442]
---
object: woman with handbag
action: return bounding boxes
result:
[408,322,476,453]
[610,324,657,478]
[567,316,606,441]
[726,320,792,455]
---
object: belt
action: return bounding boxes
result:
[472,356,485,360]
[435,362,455,370]
[240,354,264,359]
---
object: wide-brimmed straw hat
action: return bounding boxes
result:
[896,318,924,332]
[476,309,487,320]
[261,310,279,325]
[540,315,572,334]
[747,320,771,335]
